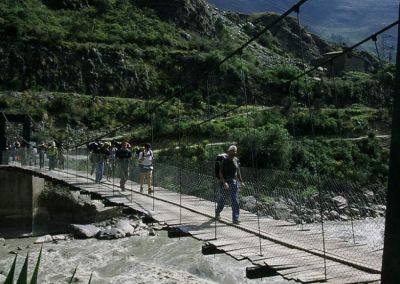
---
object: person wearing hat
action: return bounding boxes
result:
[216,145,243,224]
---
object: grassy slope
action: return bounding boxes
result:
[0,1,393,184]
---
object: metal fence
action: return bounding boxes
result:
[1,148,386,281]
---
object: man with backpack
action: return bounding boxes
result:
[215,145,243,224]
[116,141,132,191]
[138,143,154,194]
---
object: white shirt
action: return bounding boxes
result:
[138,150,153,166]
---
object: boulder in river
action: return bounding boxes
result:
[115,219,135,236]
[34,234,53,244]
[70,224,100,238]
[96,228,125,240]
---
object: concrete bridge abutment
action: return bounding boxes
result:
[0,168,44,237]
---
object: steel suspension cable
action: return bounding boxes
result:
[207,74,218,240]
[287,20,399,85]
[72,0,311,149]
[240,53,263,256]
[295,8,327,280]
[330,60,358,245]
[204,0,310,77]
[195,19,399,130]
[373,35,384,68]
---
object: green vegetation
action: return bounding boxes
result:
[5,247,42,284]
[0,0,394,189]
[0,1,394,105]
[1,88,391,187]
[4,246,93,284]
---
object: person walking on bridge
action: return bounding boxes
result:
[216,145,243,224]
[38,142,46,169]
[116,141,132,191]
[47,141,58,171]
[138,143,154,194]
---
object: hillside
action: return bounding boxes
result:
[0,0,394,132]
[208,0,398,61]
[0,0,394,185]
[0,0,379,103]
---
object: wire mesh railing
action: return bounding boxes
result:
[1,148,386,280]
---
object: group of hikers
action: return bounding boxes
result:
[5,140,244,224]
[88,141,154,193]
[88,141,244,224]
[5,140,64,170]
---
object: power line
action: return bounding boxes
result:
[287,19,399,85]
[205,0,310,76]
[194,19,399,128]
[196,104,244,127]
[68,1,398,147]
[71,0,311,148]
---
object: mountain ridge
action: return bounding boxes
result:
[208,0,398,61]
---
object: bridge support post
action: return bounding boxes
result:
[0,114,6,164]
[246,265,278,279]
[382,4,400,283]
[201,243,224,255]
[167,227,191,238]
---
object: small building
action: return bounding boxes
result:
[313,51,367,75]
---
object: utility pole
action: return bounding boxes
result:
[381,4,400,283]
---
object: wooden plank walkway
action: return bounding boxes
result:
[2,165,382,283]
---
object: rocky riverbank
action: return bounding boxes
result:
[241,189,386,224]
[31,215,161,247]
[31,181,163,242]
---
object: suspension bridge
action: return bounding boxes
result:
[1,0,400,282]
[0,153,385,283]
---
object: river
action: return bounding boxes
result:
[0,231,292,283]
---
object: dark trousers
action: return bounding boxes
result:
[216,180,240,221]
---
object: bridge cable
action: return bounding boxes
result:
[289,67,307,232]
[203,0,310,77]
[295,7,328,280]
[72,0,311,149]
[148,85,156,208]
[372,35,383,69]
[178,94,183,225]
[287,20,399,86]
[195,20,399,130]
[206,74,219,240]
[330,60,359,245]
[240,51,263,256]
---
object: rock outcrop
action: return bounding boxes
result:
[70,217,158,239]
[0,43,155,97]
[136,0,217,36]
[239,12,334,61]
[38,184,122,227]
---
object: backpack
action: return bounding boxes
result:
[214,153,227,178]
[139,150,153,163]
[134,148,141,159]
